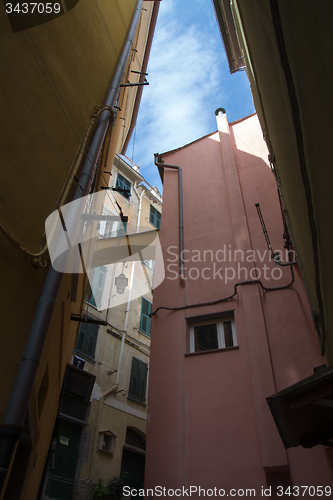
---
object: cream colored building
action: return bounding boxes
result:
[70,155,162,498]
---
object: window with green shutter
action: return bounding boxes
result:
[74,317,99,360]
[116,173,131,200]
[128,357,148,403]
[140,297,152,337]
[149,205,161,229]
[86,266,107,309]
[117,220,127,236]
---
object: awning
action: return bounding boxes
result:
[266,366,333,448]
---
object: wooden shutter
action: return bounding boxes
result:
[95,266,106,308]
[155,209,161,229]
[149,205,161,229]
[116,174,125,190]
[138,361,148,401]
[117,221,127,236]
[129,358,148,402]
[116,174,131,199]
[75,318,99,359]
[140,298,152,336]
[89,266,106,309]
[87,269,97,307]
[129,358,139,397]
[76,331,85,352]
[149,205,155,225]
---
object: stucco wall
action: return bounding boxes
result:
[145,113,333,494]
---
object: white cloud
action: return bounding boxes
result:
[130,0,228,188]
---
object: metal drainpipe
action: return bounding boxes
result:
[116,185,144,385]
[154,154,186,287]
[0,0,144,493]
[122,184,144,332]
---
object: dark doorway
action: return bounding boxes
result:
[120,428,146,491]
[43,419,82,500]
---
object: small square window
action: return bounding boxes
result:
[99,430,116,454]
[190,319,237,353]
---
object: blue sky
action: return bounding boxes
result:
[125,0,255,191]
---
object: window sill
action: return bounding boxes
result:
[139,330,151,339]
[73,349,96,363]
[115,192,131,202]
[127,395,147,406]
[98,449,114,456]
[85,301,100,311]
[185,346,239,357]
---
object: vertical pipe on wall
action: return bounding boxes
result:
[154,154,185,287]
[0,0,144,494]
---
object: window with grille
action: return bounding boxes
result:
[190,318,237,353]
[140,297,152,337]
[116,173,131,200]
[149,205,161,229]
[128,358,148,403]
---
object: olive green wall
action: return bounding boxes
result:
[0,1,155,498]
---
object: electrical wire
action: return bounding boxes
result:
[150,266,295,317]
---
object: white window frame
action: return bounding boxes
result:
[189,318,237,353]
[99,208,119,238]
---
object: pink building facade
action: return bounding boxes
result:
[145,112,333,497]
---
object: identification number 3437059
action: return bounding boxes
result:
[5,3,61,14]
[277,486,331,496]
